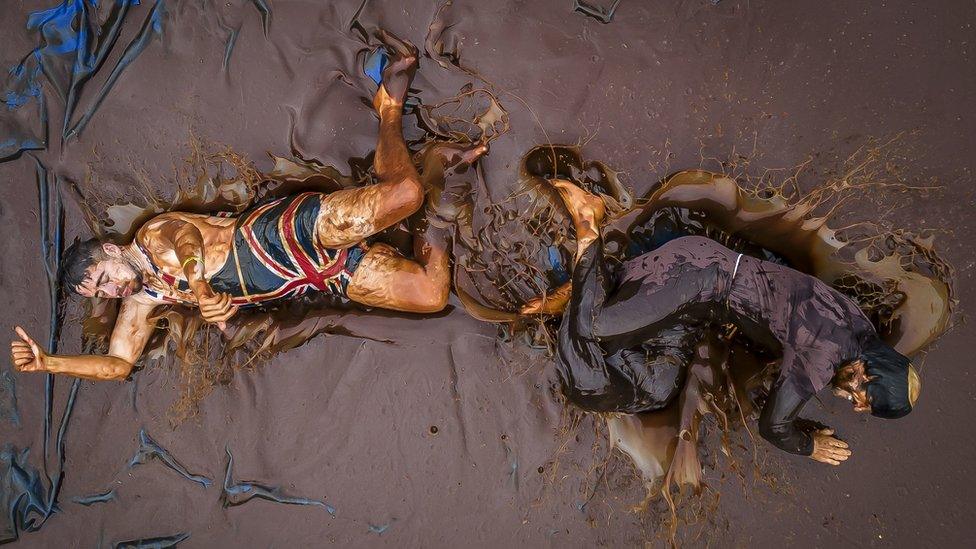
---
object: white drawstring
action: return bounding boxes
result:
[726,253,744,308]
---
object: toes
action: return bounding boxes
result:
[375,29,418,58]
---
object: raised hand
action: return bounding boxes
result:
[809,428,852,466]
[10,326,47,373]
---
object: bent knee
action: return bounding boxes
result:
[410,287,449,313]
[403,278,449,313]
[382,177,424,218]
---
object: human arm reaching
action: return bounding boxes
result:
[10,296,158,381]
[758,351,852,465]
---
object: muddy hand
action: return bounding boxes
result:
[198,291,238,330]
[809,428,851,466]
[11,326,46,373]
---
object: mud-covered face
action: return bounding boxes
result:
[832,359,873,413]
[75,244,143,299]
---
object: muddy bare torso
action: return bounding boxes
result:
[133,193,366,306]
[135,211,237,302]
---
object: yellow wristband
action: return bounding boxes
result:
[181,256,202,270]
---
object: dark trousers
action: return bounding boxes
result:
[555,240,711,413]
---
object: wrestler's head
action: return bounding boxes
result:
[832,340,920,418]
[62,238,143,298]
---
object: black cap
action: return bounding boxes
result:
[861,338,915,419]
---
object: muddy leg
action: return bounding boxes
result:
[345,140,485,313]
[346,230,450,313]
[520,179,605,315]
[316,31,424,248]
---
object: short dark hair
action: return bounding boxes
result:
[861,338,913,419]
[61,238,106,293]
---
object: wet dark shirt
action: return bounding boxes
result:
[561,236,878,455]
[720,244,877,455]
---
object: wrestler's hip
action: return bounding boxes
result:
[345,243,400,293]
[344,243,435,310]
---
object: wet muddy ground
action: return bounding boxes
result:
[1,0,975,546]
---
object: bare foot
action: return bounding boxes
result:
[520,281,572,315]
[417,141,488,223]
[373,29,419,109]
[422,141,489,173]
[551,179,606,242]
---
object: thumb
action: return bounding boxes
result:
[14,326,38,350]
[819,428,835,436]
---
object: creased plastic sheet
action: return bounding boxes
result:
[0,0,973,547]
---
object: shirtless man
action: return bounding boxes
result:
[530,180,920,466]
[9,32,484,382]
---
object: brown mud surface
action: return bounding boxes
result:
[2,1,975,546]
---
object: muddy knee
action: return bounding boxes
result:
[379,177,424,220]
[409,280,449,313]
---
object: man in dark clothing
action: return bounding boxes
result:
[548,180,920,465]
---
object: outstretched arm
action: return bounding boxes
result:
[758,350,852,464]
[10,297,157,381]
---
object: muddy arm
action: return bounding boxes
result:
[520,281,572,315]
[148,218,237,324]
[11,297,157,381]
[758,362,815,456]
[151,219,212,296]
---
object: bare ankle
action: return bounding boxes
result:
[374,86,403,111]
[576,226,599,244]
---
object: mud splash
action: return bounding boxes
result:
[75,127,498,423]
[452,143,630,335]
[454,139,955,540]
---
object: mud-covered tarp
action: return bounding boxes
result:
[1,0,975,546]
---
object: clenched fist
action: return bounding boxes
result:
[197,291,238,328]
